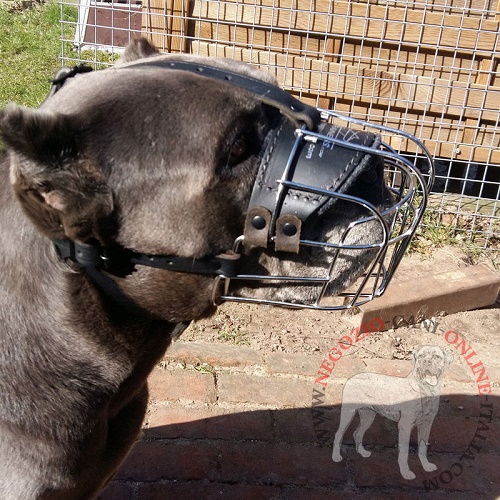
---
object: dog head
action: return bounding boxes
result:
[0,39,430,321]
[412,345,453,388]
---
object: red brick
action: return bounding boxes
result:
[265,352,324,377]
[483,418,500,452]
[137,481,281,500]
[326,410,399,448]
[445,360,479,383]
[349,447,439,489]
[426,415,485,453]
[417,455,496,494]
[266,351,368,380]
[146,405,215,438]
[217,373,311,406]
[351,448,496,494]
[437,390,485,415]
[219,441,346,486]
[146,404,273,441]
[357,357,413,376]
[358,264,500,331]
[471,354,500,384]
[282,488,421,500]
[326,412,482,456]
[274,408,319,444]
[164,340,262,367]
[96,482,135,500]
[469,452,500,496]
[115,440,220,482]
[280,488,346,500]
[411,493,481,500]
[148,367,216,403]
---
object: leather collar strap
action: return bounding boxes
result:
[43,64,94,104]
[46,60,321,130]
[52,240,239,315]
[53,239,240,278]
[121,59,321,131]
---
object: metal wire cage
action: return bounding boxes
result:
[60,0,500,257]
[212,109,433,310]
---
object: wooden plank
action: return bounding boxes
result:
[342,0,497,18]
[462,58,496,156]
[358,265,500,332]
[192,0,500,55]
[193,42,500,122]
[193,21,335,57]
[142,0,190,52]
[193,41,499,163]
[335,105,500,162]
[341,41,480,83]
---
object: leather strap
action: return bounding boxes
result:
[53,239,240,278]
[124,59,321,130]
[246,120,381,239]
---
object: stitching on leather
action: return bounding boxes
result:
[258,124,375,206]
[330,128,373,192]
[288,128,374,205]
[257,123,283,192]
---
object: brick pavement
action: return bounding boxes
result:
[97,319,499,499]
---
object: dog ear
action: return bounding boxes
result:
[117,38,160,65]
[441,347,454,367]
[0,104,114,243]
[411,347,421,363]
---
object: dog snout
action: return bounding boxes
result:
[347,159,393,210]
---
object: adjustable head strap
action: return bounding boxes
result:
[53,239,240,278]
[124,60,322,131]
[45,59,321,130]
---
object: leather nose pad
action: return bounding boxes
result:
[275,214,302,253]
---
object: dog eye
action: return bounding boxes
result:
[226,133,250,168]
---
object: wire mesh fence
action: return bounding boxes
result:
[60,0,500,254]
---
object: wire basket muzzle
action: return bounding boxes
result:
[213,110,434,310]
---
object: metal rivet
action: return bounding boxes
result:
[282,222,297,236]
[252,215,267,230]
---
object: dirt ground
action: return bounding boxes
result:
[184,246,500,361]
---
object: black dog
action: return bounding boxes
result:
[0,39,391,498]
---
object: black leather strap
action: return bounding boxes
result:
[52,239,241,313]
[125,59,321,130]
[53,240,240,278]
[43,64,94,103]
[249,120,381,225]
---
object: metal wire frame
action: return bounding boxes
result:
[59,0,500,255]
[212,110,432,310]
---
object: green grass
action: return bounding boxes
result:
[0,0,77,108]
[408,209,457,254]
[409,208,499,269]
